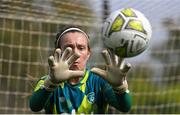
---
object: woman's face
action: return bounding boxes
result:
[59,31,91,71]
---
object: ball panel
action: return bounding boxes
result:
[109,15,125,37]
[115,44,128,57]
[121,8,137,17]
[125,19,147,35]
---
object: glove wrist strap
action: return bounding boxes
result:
[43,75,59,91]
[113,80,129,94]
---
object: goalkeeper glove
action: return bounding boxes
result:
[91,49,131,94]
[44,47,85,91]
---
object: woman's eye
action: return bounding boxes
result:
[79,47,85,50]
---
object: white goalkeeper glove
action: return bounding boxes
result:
[91,49,131,94]
[44,47,85,91]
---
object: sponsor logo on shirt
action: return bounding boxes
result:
[87,92,95,104]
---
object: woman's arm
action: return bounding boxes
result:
[100,77,132,113]
[29,77,52,112]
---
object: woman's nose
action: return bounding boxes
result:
[73,48,80,55]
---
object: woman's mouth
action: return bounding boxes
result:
[72,62,79,65]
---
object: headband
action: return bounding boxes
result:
[56,27,89,48]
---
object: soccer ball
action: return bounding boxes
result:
[102,8,152,57]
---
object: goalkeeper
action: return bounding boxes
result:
[29,27,132,114]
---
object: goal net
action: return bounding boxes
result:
[0,0,99,113]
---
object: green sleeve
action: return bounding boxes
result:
[29,76,52,112]
[102,81,132,113]
[116,92,132,112]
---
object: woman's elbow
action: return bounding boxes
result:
[29,97,44,112]
[120,104,131,113]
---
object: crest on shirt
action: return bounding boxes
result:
[87,92,95,104]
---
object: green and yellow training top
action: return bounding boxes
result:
[29,69,132,114]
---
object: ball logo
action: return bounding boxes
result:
[87,92,95,104]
